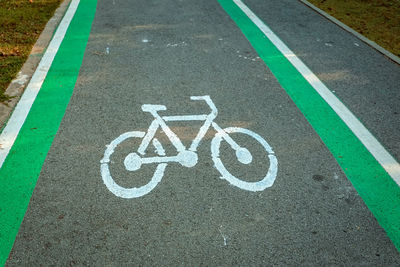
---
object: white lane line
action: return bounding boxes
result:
[233,0,400,186]
[0,0,81,168]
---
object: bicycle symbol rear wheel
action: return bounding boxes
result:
[100,131,167,198]
[211,127,278,191]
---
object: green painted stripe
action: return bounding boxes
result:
[0,0,97,264]
[218,0,400,251]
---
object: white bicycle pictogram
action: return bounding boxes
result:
[100,95,278,198]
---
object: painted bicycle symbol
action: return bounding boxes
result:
[100,95,278,198]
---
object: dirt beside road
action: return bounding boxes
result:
[0,0,62,101]
[307,0,400,57]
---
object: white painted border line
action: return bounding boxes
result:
[233,0,400,186]
[0,0,81,168]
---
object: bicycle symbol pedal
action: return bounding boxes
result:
[100,95,278,198]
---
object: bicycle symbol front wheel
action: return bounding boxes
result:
[100,131,167,198]
[211,127,278,191]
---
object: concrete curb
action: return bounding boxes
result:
[0,0,71,130]
[299,0,400,66]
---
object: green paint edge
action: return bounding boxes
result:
[0,0,97,264]
[218,0,400,251]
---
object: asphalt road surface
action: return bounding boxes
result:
[1,0,400,265]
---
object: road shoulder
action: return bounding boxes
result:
[0,0,71,130]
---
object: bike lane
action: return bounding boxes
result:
[2,0,400,265]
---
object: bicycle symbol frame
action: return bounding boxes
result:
[100,95,278,198]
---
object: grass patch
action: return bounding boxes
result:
[0,0,62,102]
[307,0,400,57]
